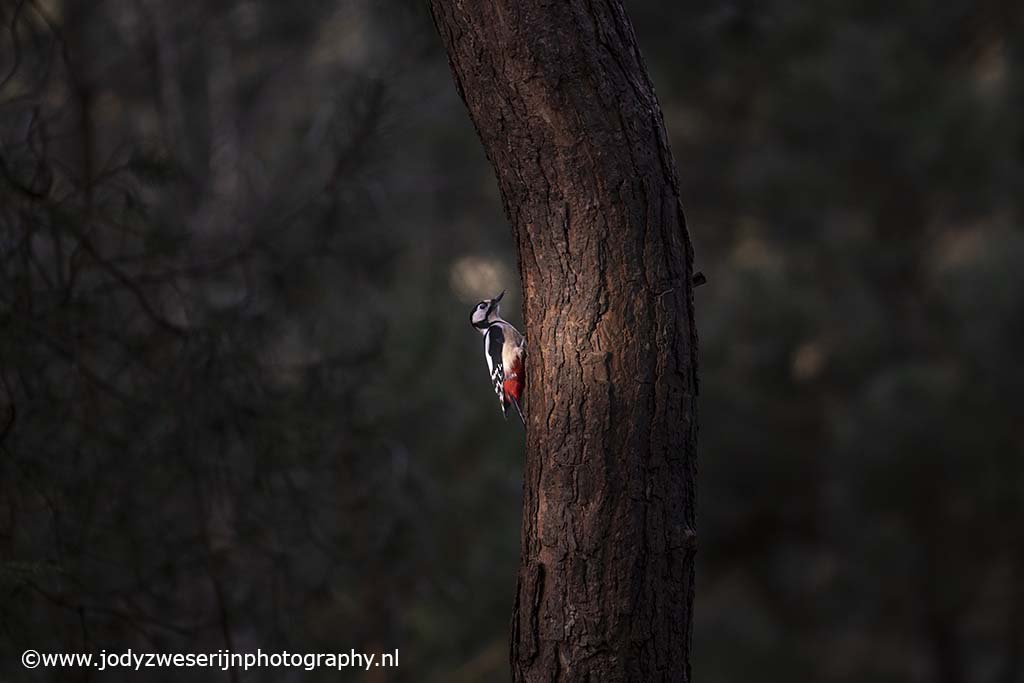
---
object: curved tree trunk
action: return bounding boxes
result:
[429,2,700,680]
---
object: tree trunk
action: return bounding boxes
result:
[428,2,699,681]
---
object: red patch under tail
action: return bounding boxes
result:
[503,359,524,402]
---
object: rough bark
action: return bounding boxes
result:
[428,2,699,681]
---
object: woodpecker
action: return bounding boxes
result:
[470,290,525,424]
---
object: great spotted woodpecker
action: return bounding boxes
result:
[470,290,525,424]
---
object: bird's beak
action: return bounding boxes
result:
[494,290,505,302]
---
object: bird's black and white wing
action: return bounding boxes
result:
[484,325,508,418]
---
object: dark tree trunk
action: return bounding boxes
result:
[429,2,699,681]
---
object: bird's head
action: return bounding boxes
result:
[470,290,504,331]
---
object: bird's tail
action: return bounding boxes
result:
[510,395,525,426]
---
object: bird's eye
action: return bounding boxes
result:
[478,303,486,310]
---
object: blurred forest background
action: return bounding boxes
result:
[1,0,1022,681]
